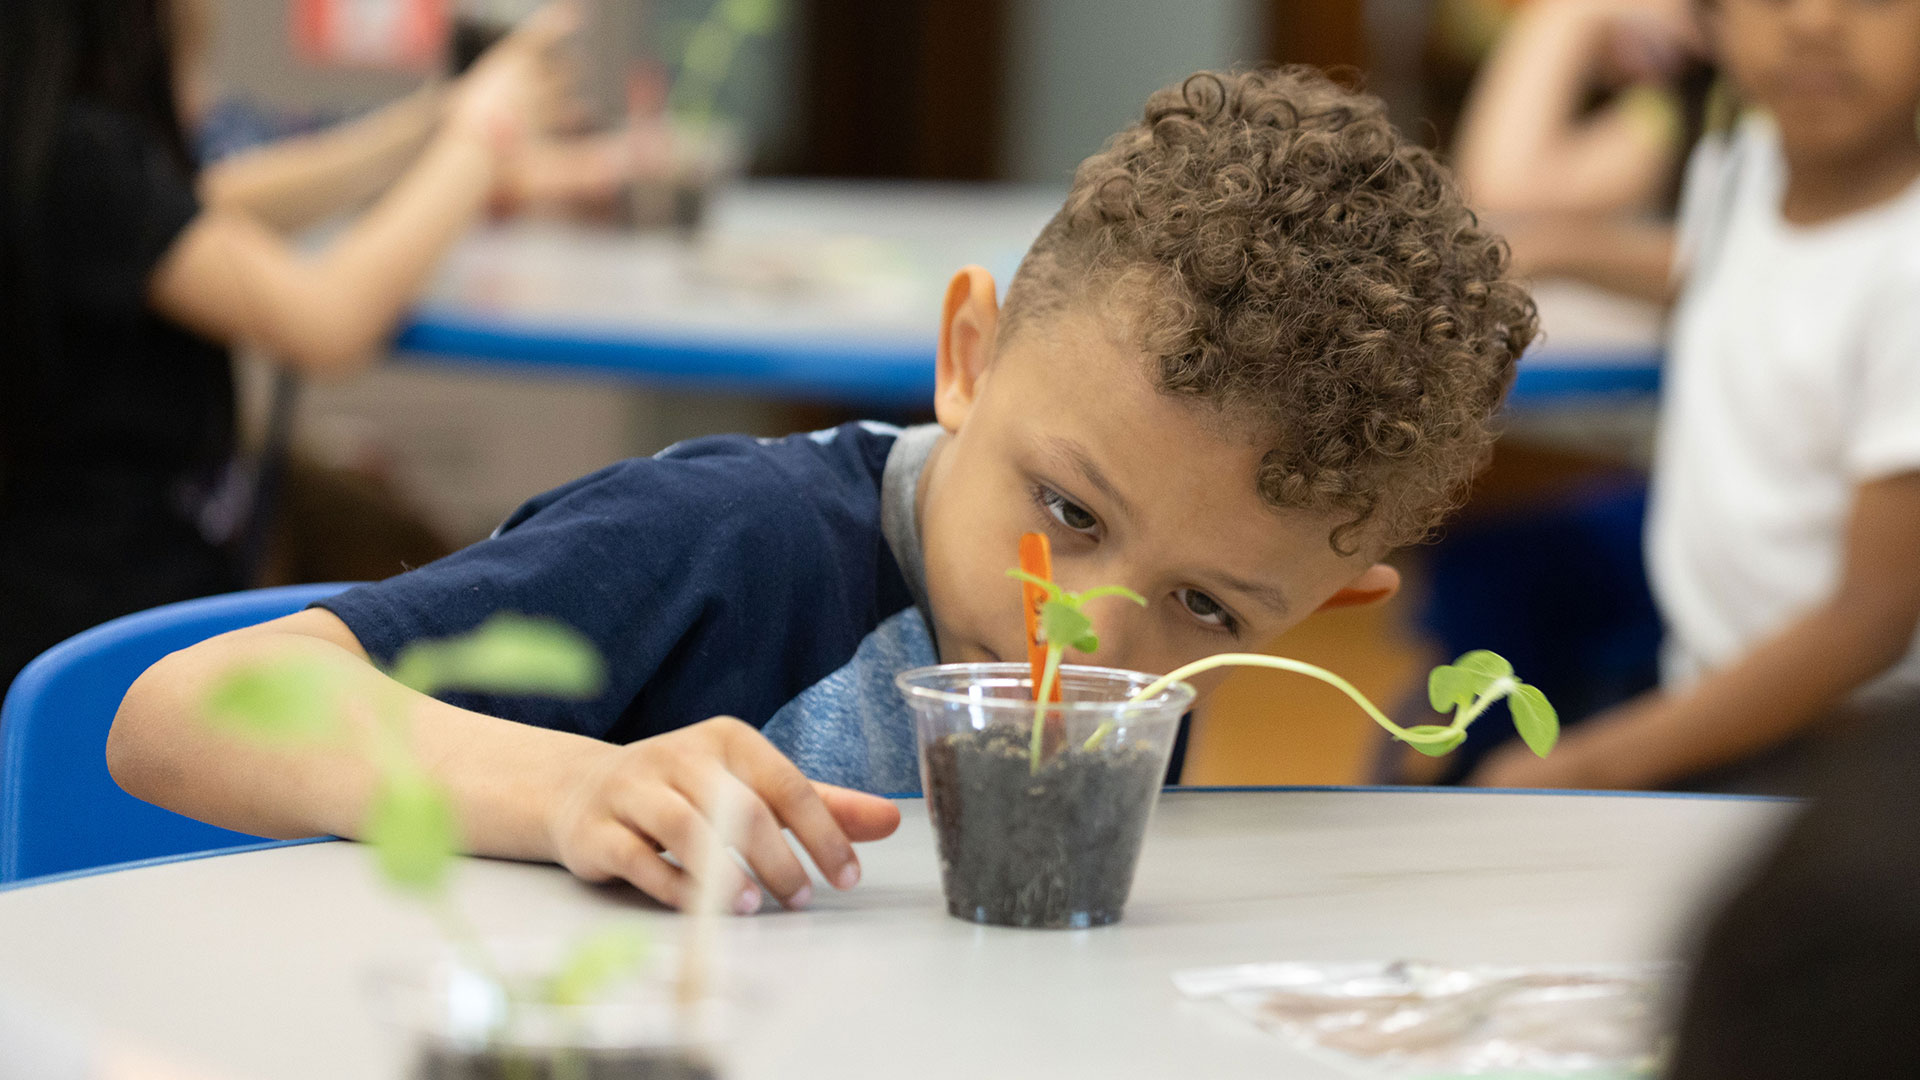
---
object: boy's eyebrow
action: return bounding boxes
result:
[1210,572,1292,618]
[1039,435,1138,523]
[1036,433,1291,615]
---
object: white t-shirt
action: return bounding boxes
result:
[1649,114,1920,702]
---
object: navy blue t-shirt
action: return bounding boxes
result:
[319,423,919,746]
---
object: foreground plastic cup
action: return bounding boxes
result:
[896,662,1196,929]
[371,939,722,1080]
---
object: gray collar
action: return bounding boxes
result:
[880,424,941,623]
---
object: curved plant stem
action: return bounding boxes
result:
[1029,644,1063,774]
[1126,653,1466,747]
[1453,680,1514,730]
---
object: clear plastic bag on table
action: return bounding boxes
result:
[1172,960,1676,1079]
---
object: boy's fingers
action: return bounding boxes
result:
[720,727,862,890]
[597,825,692,910]
[682,768,813,908]
[614,786,759,914]
[811,782,902,843]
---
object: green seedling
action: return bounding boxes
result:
[1001,567,1559,765]
[1006,569,1147,773]
[204,613,651,1048]
[1126,648,1558,759]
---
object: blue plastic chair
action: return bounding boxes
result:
[0,583,357,884]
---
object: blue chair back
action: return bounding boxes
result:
[1,583,357,884]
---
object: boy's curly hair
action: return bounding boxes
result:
[1002,67,1537,553]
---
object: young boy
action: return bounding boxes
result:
[108,68,1536,913]
[1471,0,1920,791]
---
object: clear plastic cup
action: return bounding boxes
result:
[370,938,723,1079]
[895,662,1196,929]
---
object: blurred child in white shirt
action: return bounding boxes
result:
[1472,0,1920,791]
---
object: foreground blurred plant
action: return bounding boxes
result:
[204,615,648,1011]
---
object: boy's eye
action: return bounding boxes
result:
[1176,588,1235,631]
[1037,487,1099,534]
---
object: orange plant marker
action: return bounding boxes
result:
[1018,532,1063,704]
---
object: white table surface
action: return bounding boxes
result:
[0,789,1786,1080]
[397,182,1662,407]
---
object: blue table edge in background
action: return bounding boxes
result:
[397,314,1661,410]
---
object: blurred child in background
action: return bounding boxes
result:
[1467,0,1920,791]
[0,1,589,692]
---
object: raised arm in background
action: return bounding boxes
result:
[196,87,448,234]
[147,4,576,379]
[1455,0,1698,217]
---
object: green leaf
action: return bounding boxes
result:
[1073,585,1148,608]
[1038,600,1093,652]
[1454,650,1515,682]
[1005,568,1064,601]
[1427,651,1518,714]
[542,923,651,1006]
[1008,569,1143,659]
[1401,724,1467,757]
[1427,664,1479,713]
[1508,683,1560,757]
[389,615,605,700]
[363,772,459,895]
[204,658,340,743]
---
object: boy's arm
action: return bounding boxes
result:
[107,609,898,911]
[1470,471,1920,789]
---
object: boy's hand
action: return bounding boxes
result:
[545,717,901,913]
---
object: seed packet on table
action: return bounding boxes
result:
[1172,960,1676,1078]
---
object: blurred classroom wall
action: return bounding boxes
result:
[207,0,1383,182]
[1004,0,1265,183]
[207,0,804,158]
[206,0,420,111]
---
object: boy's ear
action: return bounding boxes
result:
[934,266,1000,433]
[1315,563,1401,611]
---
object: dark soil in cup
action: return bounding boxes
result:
[923,725,1163,928]
[416,1046,716,1080]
